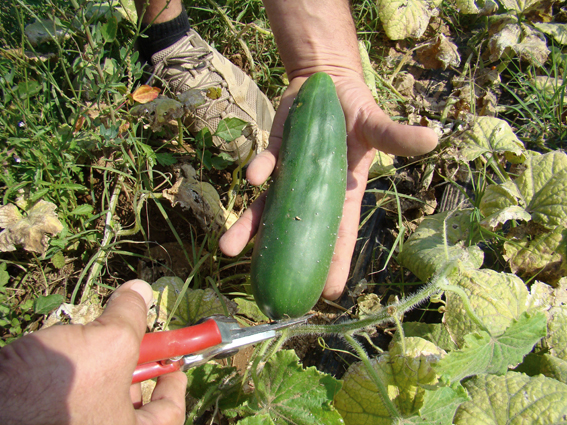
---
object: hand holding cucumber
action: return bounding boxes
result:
[219,0,438,302]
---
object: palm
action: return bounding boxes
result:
[219,72,437,300]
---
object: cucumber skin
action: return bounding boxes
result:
[250,72,347,319]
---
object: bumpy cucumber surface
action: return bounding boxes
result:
[250,72,347,319]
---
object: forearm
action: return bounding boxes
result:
[262,0,362,78]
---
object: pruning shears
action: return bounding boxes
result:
[133,315,310,383]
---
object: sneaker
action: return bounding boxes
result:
[147,29,275,164]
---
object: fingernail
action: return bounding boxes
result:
[129,279,153,308]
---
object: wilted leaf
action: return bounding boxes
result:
[24,19,68,46]
[504,225,567,284]
[377,0,441,40]
[130,97,184,131]
[242,350,343,424]
[499,0,544,13]
[527,280,567,364]
[162,164,238,233]
[0,201,63,254]
[534,22,567,45]
[443,266,530,345]
[416,35,461,70]
[453,0,498,14]
[359,40,378,100]
[369,151,396,178]
[398,209,484,282]
[178,89,206,111]
[488,23,549,65]
[453,372,567,424]
[481,205,532,230]
[481,151,567,231]
[130,85,161,104]
[436,312,547,383]
[150,276,234,330]
[206,87,222,100]
[334,338,448,423]
[42,297,103,328]
[459,116,526,162]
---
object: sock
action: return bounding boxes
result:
[138,6,191,63]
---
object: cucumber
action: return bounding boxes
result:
[250,72,347,319]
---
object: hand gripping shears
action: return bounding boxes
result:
[133,315,309,383]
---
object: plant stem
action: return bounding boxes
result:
[437,279,490,334]
[344,334,401,419]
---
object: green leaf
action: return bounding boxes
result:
[16,81,41,100]
[358,40,377,100]
[235,297,269,322]
[398,209,484,282]
[443,266,530,345]
[34,294,65,315]
[101,15,118,43]
[69,204,94,216]
[458,116,526,162]
[0,263,9,288]
[377,0,440,40]
[238,414,276,425]
[155,152,177,167]
[394,322,458,352]
[404,385,469,424]
[50,251,66,269]
[186,363,248,415]
[517,353,567,384]
[243,350,343,424]
[453,372,567,424]
[436,312,547,383]
[211,152,235,170]
[214,117,248,142]
[195,127,213,149]
[151,277,233,330]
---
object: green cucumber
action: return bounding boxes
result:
[250,72,347,319]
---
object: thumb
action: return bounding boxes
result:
[359,104,438,157]
[93,279,153,343]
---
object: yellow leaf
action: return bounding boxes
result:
[130,85,161,104]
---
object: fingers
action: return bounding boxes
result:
[219,191,267,256]
[246,77,306,186]
[137,372,187,425]
[93,279,153,345]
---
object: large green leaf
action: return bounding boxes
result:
[436,311,547,383]
[404,385,469,424]
[242,350,343,424]
[393,322,458,352]
[398,209,483,282]
[454,372,567,424]
[443,266,530,345]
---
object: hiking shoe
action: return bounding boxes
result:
[147,29,275,164]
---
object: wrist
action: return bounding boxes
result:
[263,0,363,79]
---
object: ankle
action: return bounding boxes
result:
[137,5,191,63]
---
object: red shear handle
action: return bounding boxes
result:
[138,318,223,365]
[132,359,183,384]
